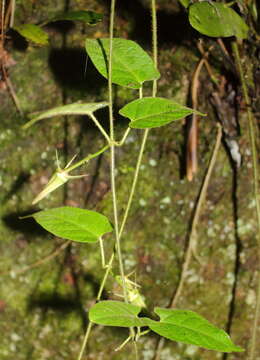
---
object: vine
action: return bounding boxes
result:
[17,0,253,358]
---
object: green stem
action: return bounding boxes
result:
[77,1,158,357]
[66,145,109,172]
[77,322,93,360]
[120,0,158,242]
[78,86,147,360]
[77,252,115,360]
[107,0,128,304]
[151,0,158,97]
[88,113,111,144]
[232,41,260,360]
[119,128,149,239]
[115,335,132,352]
[117,127,131,146]
[97,252,115,299]
[99,237,106,268]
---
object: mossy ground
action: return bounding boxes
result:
[0,0,259,359]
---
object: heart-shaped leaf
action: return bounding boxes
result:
[85,38,160,89]
[14,24,49,45]
[119,97,205,129]
[26,207,113,243]
[149,308,244,352]
[89,301,152,327]
[22,102,108,129]
[189,2,248,39]
[52,10,102,25]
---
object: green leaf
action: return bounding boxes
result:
[27,207,113,243]
[177,0,190,9]
[14,24,49,45]
[119,97,205,129]
[52,10,102,25]
[85,38,160,89]
[188,2,248,39]
[22,102,108,129]
[149,308,244,352]
[89,301,152,327]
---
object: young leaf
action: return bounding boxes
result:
[89,301,152,327]
[85,38,160,89]
[27,207,113,243]
[52,10,102,25]
[22,102,108,129]
[14,24,49,45]
[149,308,244,352]
[119,97,205,129]
[188,2,248,39]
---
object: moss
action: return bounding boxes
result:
[0,0,258,359]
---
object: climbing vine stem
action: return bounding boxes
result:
[77,1,159,358]
[151,0,158,97]
[107,0,129,304]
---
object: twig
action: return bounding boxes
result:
[174,123,222,306]
[1,240,70,277]
[186,57,205,181]
[197,41,219,86]
[1,0,22,116]
[217,38,232,62]
[2,67,24,116]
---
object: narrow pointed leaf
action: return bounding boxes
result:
[189,2,248,39]
[27,207,113,243]
[52,10,102,25]
[119,97,205,129]
[14,24,49,45]
[89,301,152,327]
[85,38,160,89]
[149,308,244,352]
[22,102,108,129]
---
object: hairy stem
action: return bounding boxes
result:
[99,237,106,268]
[117,127,131,146]
[66,145,109,172]
[107,0,128,304]
[151,0,158,97]
[119,128,148,239]
[77,1,159,357]
[88,113,111,144]
[77,252,115,360]
[119,0,158,243]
